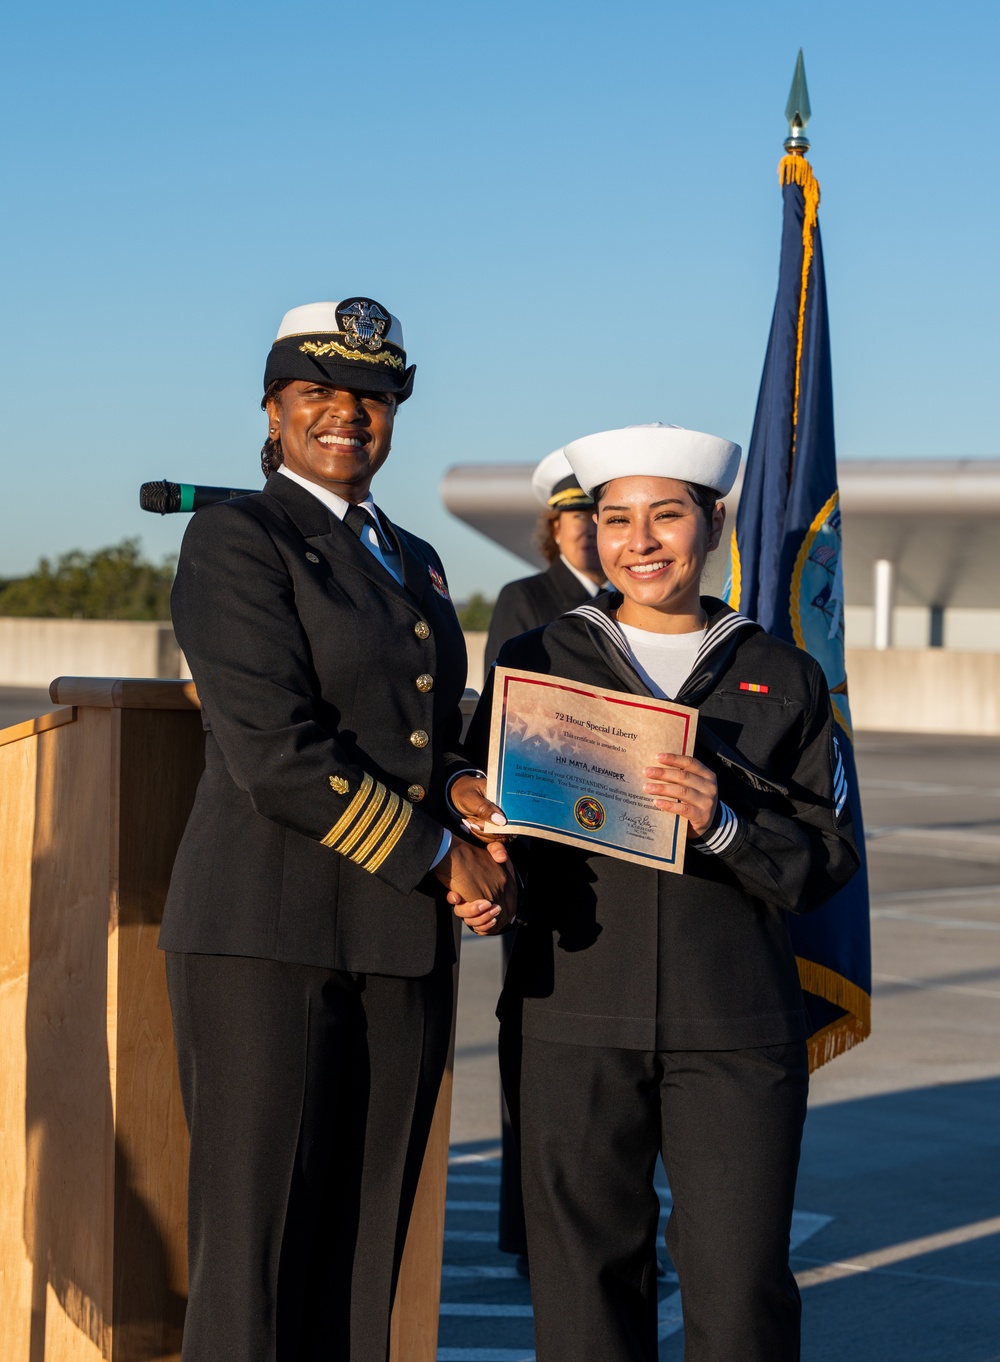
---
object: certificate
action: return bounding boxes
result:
[486,666,698,873]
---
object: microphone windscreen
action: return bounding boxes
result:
[140,481,182,514]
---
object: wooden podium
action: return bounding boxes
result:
[0,678,462,1362]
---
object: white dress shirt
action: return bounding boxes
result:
[277,464,403,585]
[560,554,605,598]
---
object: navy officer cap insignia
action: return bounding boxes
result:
[263,298,416,402]
[337,298,391,352]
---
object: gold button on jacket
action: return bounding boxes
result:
[409,729,429,748]
[414,621,431,639]
[415,673,434,693]
[407,784,426,803]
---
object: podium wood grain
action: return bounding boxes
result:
[0,679,462,1362]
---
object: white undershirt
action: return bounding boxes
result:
[560,554,604,598]
[619,623,705,700]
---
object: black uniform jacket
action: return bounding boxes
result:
[465,595,860,1051]
[160,473,468,978]
[485,558,599,671]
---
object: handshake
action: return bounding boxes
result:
[432,774,518,937]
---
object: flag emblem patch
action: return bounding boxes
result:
[739,682,770,693]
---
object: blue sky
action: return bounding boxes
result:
[2,0,997,595]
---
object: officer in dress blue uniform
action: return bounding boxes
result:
[484,448,606,673]
[161,298,516,1362]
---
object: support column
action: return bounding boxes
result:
[873,559,894,650]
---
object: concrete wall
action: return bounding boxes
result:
[845,647,1000,736]
[844,605,1000,652]
[3,620,998,736]
[0,619,182,688]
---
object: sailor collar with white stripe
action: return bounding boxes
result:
[564,592,759,706]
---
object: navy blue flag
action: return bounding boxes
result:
[726,153,871,1068]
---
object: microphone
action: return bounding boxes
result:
[139,481,259,514]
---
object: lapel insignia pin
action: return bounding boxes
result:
[739,682,770,693]
[329,775,350,794]
[306,552,320,563]
[428,566,451,600]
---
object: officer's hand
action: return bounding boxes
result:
[450,775,514,843]
[642,752,718,838]
[434,837,517,934]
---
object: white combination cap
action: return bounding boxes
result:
[531,448,594,509]
[274,299,406,351]
[563,422,742,498]
[265,295,415,400]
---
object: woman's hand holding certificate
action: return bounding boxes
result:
[642,751,719,838]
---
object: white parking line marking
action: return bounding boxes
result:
[872,909,1000,932]
[440,1304,534,1317]
[874,971,1000,1000]
[437,1352,534,1361]
[793,1215,1000,1289]
[441,1265,522,1280]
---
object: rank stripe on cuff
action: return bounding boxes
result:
[321,773,414,873]
[692,801,740,855]
[365,800,413,873]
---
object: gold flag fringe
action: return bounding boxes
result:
[726,530,742,609]
[778,153,821,462]
[796,955,872,1072]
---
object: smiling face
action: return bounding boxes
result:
[596,476,725,632]
[553,508,603,579]
[266,380,397,502]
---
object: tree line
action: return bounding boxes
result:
[0,539,497,628]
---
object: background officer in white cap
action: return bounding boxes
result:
[453,423,859,1362]
[484,448,606,674]
[161,297,516,1362]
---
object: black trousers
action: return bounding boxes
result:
[166,951,453,1362]
[500,1032,809,1362]
[499,932,528,1256]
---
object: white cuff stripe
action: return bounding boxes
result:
[693,802,740,855]
[832,737,848,818]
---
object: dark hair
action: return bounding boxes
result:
[593,479,720,525]
[535,510,560,563]
[260,379,292,476]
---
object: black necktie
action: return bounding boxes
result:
[344,502,393,556]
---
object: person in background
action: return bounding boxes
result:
[484,448,606,673]
[161,296,516,1362]
[482,447,606,1269]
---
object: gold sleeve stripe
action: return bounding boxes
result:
[321,773,375,848]
[338,785,389,856]
[321,772,417,874]
[352,792,402,866]
[364,800,413,873]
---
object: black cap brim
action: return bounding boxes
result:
[264,341,415,402]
